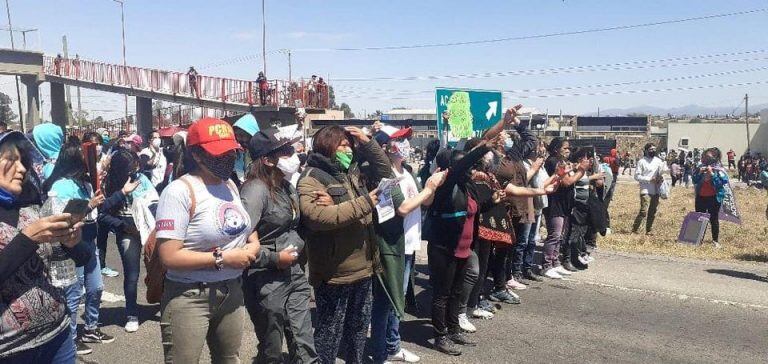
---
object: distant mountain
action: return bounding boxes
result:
[583,103,768,117]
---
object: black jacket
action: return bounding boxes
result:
[423,144,494,253]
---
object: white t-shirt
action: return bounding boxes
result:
[634,156,668,195]
[155,177,251,283]
[394,168,422,255]
[140,147,168,187]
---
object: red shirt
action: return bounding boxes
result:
[699,179,716,197]
[454,196,477,259]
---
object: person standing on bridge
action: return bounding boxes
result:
[187,66,199,98]
[257,72,268,106]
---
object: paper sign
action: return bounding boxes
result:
[374,176,404,223]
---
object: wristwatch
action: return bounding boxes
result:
[213,248,224,271]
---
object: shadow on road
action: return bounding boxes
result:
[733,253,768,263]
[705,269,767,283]
[98,304,160,329]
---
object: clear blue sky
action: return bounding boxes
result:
[2,0,767,120]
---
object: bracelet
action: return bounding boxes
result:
[213,248,224,271]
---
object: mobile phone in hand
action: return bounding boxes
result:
[63,199,91,225]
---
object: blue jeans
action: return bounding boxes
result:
[404,254,415,293]
[2,326,76,363]
[370,278,400,363]
[511,222,533,274]
[526,214,542,266]
[77,234,103,331]
[116,230,141,317]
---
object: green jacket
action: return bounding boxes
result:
[373,167,421,318]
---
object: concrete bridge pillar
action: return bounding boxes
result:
[20,76,40,131]
[136,96,153,139]
[50,82,68,131]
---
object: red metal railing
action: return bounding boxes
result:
[43,56,330,109]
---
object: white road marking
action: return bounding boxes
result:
[563,278,768,310]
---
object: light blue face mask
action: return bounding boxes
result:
[504,138,514,151]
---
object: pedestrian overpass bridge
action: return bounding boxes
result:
[0,48,328,135]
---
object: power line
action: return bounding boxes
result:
[297,8,768,52]
[331,49,768,82]
[193,9,768,68]
[335,80,768,101]
[333,66,768,96]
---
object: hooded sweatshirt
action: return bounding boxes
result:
[32,123,64,181]
[233,114,260,181]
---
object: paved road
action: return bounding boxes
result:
[78,243,768,364]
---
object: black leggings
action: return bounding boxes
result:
[428,245,468,337]
[695,195,721,242]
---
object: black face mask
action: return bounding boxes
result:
[647,151,656,158]
[197,152,236,180]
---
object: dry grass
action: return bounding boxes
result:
[601,181,768,263]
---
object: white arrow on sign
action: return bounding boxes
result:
[486,101,498,120]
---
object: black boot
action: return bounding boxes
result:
[561,260,579,272]
[448,332,478,347]
[523,269,543,282]
[434,336,462,356]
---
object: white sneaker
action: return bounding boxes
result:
[586,255,595,263]
[125,316,139,333]
[554,266,573,276]
[543,268,563,279]
[605,228,612,235]
[457,313,476,333]
[713,241,722,249]
[471,308,494,320]
[386,348,421,363]
[506,278,527,290]
[577,255,590,266]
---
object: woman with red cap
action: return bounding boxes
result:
[155,118,261,363]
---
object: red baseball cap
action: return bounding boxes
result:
[390,127,413,140]
[187,117,242,156]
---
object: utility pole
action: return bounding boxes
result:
[287,49,291,83]
[4,0,24,130]
[261,0,267,76]
[76,55,81,126]
[62,35,72,125]
[113,0,128,124]
[745,93,750,153]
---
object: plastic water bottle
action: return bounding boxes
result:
[42,192,77,288]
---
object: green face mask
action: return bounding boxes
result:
[335,150,353,170]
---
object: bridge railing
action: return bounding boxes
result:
[43,56,331,109]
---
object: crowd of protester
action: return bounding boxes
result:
[3,104,767,364]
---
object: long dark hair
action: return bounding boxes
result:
[245,152,284,200]
[104,147,138,198]
[43,138,90,193]
[547,137,568,159]
[0,135,42,206]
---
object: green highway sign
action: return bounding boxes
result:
[435,88,503,141]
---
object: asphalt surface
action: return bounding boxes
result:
[77,241,768,364]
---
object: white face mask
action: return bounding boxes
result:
[276,153,301,179]
[483,151,494,163]
[152,138,162,148]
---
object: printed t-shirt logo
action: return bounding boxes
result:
[216,202,247,236]
[156,219,175,231]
